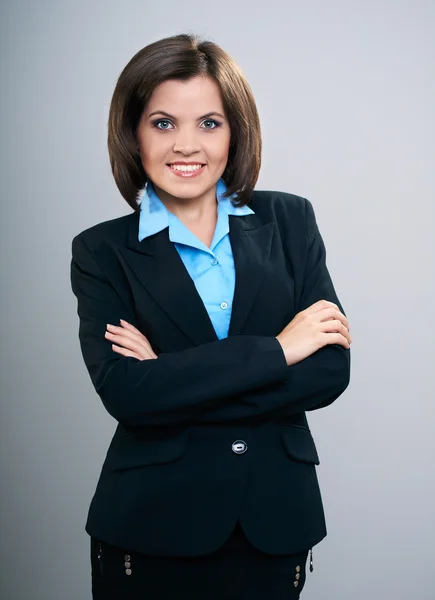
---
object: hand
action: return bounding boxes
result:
[105,320,157,360]
[276,300,352,367]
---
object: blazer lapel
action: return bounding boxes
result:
[119,214,218,346]
[228,215,275,336]
[118,211,275,345]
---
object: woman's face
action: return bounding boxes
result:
[136,75,231,207]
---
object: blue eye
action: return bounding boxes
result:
[153,119,173,130]
[201,119,220,129]
[152,118,221,130]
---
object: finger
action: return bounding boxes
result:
[111,343,156,361]
[321,320,352,344]
[111,344,142,360]
[109,322,155,352]
[304,299,340,315]
[107,324,143,342]
[119,319,142,335]
[318,308,349,330]
[320,332,351,349]
[331,320,352,343]
[107,324,157,358]
[105,331,156,359]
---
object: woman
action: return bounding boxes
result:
[70,33,351,600]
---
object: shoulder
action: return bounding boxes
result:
[248,190,314,230]
[71,212,137,256]
[248,190,310,218]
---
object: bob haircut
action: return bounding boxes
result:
[108,33,262,211]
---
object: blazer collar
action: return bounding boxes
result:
[120,201,275,346]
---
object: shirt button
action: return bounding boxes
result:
[220,301,228,310]
[232,440,248,454]
[211,258,218,266]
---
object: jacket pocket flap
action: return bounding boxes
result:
[280,425,320,465]
[107,429,189,470]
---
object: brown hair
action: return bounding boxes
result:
[108,33,261,211]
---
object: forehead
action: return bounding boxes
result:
[146,76,225,115]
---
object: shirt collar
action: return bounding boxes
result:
[138,178,254,243]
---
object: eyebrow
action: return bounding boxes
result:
[147,110,226,120]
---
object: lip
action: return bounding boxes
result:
[168,162,206,166]
[167,163,206,178]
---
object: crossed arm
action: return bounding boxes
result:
[70,200,351,428]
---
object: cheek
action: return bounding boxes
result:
[211,133,231,163]
[140,139,166,172]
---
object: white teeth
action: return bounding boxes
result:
[170,164,203,172]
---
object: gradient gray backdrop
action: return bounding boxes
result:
[1,0,434,598]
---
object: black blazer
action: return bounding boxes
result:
[70,190,350,557]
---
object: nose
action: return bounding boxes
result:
[172,127,200,155]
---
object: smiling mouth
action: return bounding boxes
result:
[167,163,205,173]
[167,163,206,178]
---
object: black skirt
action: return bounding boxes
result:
[90,522,309,599]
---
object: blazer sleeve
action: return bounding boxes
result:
[70,234,289,427]
[194,197,351,424]
[71,197,350,428]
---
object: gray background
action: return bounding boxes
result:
[1,0,434,598]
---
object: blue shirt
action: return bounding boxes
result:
[138,179,254,340]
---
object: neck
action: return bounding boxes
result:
[153,183,218,225]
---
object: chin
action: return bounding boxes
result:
[160,177,216,200]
